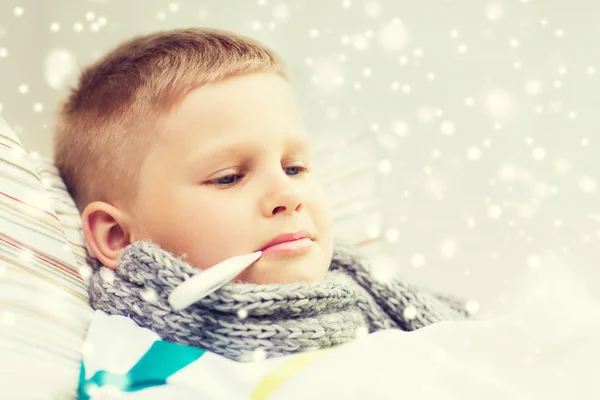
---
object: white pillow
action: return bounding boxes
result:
[0,117,92,399]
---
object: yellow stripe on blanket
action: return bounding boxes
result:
[249,349,330,400]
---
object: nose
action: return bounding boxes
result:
[261,173,305,217]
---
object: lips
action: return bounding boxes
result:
[259,231,312,251]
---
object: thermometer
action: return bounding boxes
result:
[168,251,262,311]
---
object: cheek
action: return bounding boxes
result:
[308,183,333,236]
[136,190,248,270]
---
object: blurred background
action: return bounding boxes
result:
[0,0,599,318]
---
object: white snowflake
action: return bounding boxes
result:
[44,48,78,89]
[251,21,262,31]
[366,223,381,239]
[352,34,370,50]
[140,288,159,304]
[485,2,504,21]
[355,326,369,338]
[79,266,92,281]
[377,159,392,174]
[524,79,543,96]
[440,239,457,258]
[532,147,546,161]
[81,342,94,357]
[378,19,409,51]
[467,147,482,161]
[391,120,409,137]
[484,87,518,121]
[411,254,426,268]
[440,121,455,135]
[403,305,417,320]
[579,177,597,194]
[384,228,399,242]
[488,205,502,219]
[252,349,267,362]
[465,300,479,314]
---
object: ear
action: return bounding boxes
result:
[82,201,137,270]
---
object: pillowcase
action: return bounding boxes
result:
[312,132,385,257]
[0,117,92,399]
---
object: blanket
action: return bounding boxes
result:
[79,252,600,399]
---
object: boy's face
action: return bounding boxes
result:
[128,73,334,284]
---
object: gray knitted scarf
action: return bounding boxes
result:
[88,241,469,362]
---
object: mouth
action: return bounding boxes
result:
[259,231,314,256]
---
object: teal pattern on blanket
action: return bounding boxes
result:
[78,340,205,399]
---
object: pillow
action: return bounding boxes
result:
[0,117,92,399]
[312,132,385,258]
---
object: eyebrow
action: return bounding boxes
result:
[187,135,311,170]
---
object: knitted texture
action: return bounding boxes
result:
[89,241,469,362]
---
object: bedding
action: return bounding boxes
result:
[79,252,600,399]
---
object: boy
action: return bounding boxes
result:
[54,28,469,365]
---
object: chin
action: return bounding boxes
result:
[288,274,324,284]
[288,268,329,284]
[248,269,327,285]
[243,257,330,285]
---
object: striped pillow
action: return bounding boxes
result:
[0,117,92,399]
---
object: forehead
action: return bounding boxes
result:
[166,73,302,137]
[149,73,309,166]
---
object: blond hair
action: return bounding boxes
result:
[53,28,286,212]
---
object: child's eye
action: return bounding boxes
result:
[285,165,308,176]
[209,174,244,186]
[207,165,308,187]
